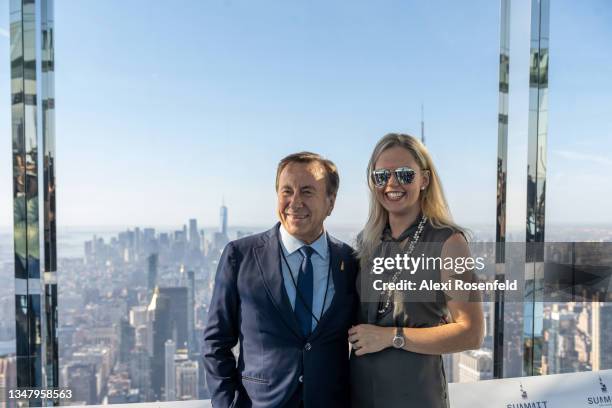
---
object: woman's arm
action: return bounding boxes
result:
[349,232,485,356]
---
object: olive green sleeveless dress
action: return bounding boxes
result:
[350,220,456,408]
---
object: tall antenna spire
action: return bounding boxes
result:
[420,103,425,145]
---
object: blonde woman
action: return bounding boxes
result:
[349,134,484,408]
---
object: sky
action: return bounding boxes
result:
[0,0,611,233]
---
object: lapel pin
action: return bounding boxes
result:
[340,261,344,272]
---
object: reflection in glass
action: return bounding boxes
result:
[524,0,550,377]
[10,0,58,401]
[494,0,511,379]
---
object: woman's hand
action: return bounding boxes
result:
[348,324,394,356]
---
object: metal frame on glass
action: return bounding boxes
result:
[10,0,58,404]
[523,0,549,377]
[494,0,511,379]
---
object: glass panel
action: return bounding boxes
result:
[1,0,17,368]
[2,0,20,401]
[500,0,540,379]
[5,0,57,400]
[542,0,612,376]
[47,1,503,399]
[493,0,510,378]
[524,0,550,377]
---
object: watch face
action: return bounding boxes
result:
[393,336,405,348]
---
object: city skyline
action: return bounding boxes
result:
[3,211,610,403]
[1,0,612,405]
[0,1,611,229]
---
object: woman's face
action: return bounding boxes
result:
[373,146,429,218]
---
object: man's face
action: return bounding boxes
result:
[277,162,335,244]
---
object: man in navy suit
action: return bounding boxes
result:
[203,152,357,407]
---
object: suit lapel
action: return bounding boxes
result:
[254,225,303,340]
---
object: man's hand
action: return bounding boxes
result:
[348,324,395,356]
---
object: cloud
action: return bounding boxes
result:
[554,149,612,166]
[0,27,8,39]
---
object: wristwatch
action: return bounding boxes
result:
[392,327,405,349]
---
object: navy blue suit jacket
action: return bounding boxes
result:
[203,224,358,408]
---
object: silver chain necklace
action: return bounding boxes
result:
[377,215,428,315]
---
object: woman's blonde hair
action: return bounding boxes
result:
[357,133,465,262]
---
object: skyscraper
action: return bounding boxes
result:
[63,362,97,405]
[147,287,188,400]
[199,229,206,254]
[175,349,199,401]
[147,254,158,295]
[0,356,17,407]
[187,270,196,354]
[457,350,493,383]
[188,219,200,250]
[129,305,148,328]
[220,202,228,238]
[129,346,151,402]
[119,319,135,364]
[420,103,425,145]
[148,288,170,400]
[164,340,176,401]
[592,302,612,371]
[160,287,189,349]
[543,308,578,374]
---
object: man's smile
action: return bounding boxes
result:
[286,212,310,220]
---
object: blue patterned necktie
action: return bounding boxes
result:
[295,246,314,336]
